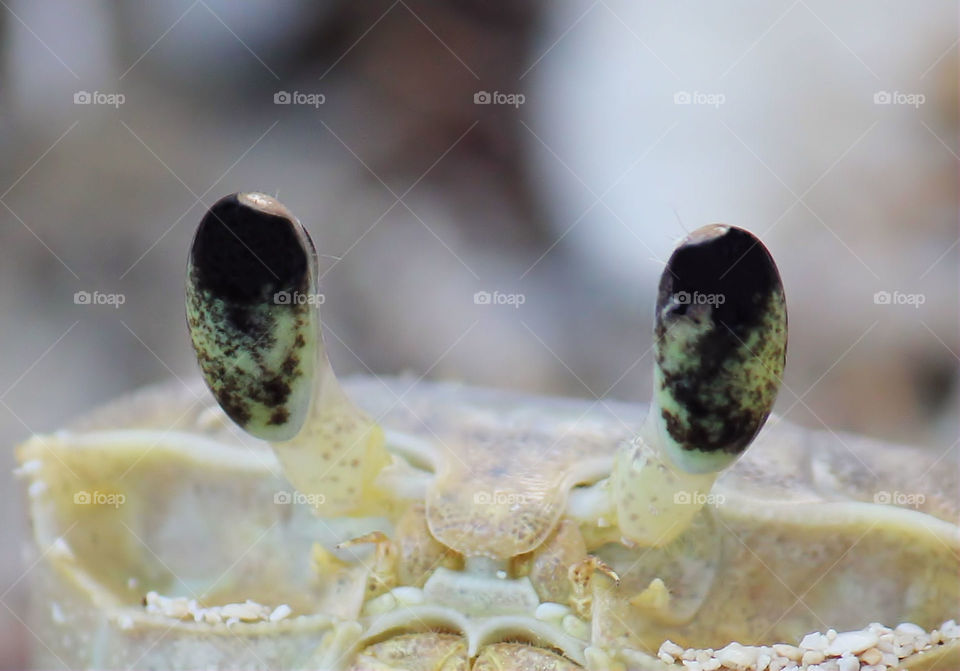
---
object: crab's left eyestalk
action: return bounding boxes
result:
[613,224,787,546]
[186,192,389,515]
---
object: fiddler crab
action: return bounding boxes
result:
[16,193,959,670]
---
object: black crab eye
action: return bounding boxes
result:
[653,224,787,473]
[185,192,318,441]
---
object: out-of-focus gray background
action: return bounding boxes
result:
[0,1,956,667]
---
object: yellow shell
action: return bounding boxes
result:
[16,377,960,669]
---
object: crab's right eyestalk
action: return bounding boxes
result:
[186,192,390,516]
[613,224,787,546]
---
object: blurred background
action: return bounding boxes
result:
[0,1,956,667]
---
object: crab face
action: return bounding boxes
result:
[16,194,959,671]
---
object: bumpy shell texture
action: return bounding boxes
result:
[16,378,959,670]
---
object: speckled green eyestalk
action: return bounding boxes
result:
[185,192,317,441]
[612,224,786,547]
[186,193,390,515]
[652,224,787,474]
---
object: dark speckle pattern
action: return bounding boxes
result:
[185,193,317,441]
[655,225,787,470]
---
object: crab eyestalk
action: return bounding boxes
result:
[185,192,390,515]
[613,224,787,546]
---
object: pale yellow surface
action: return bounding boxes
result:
[15,377,960,669]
